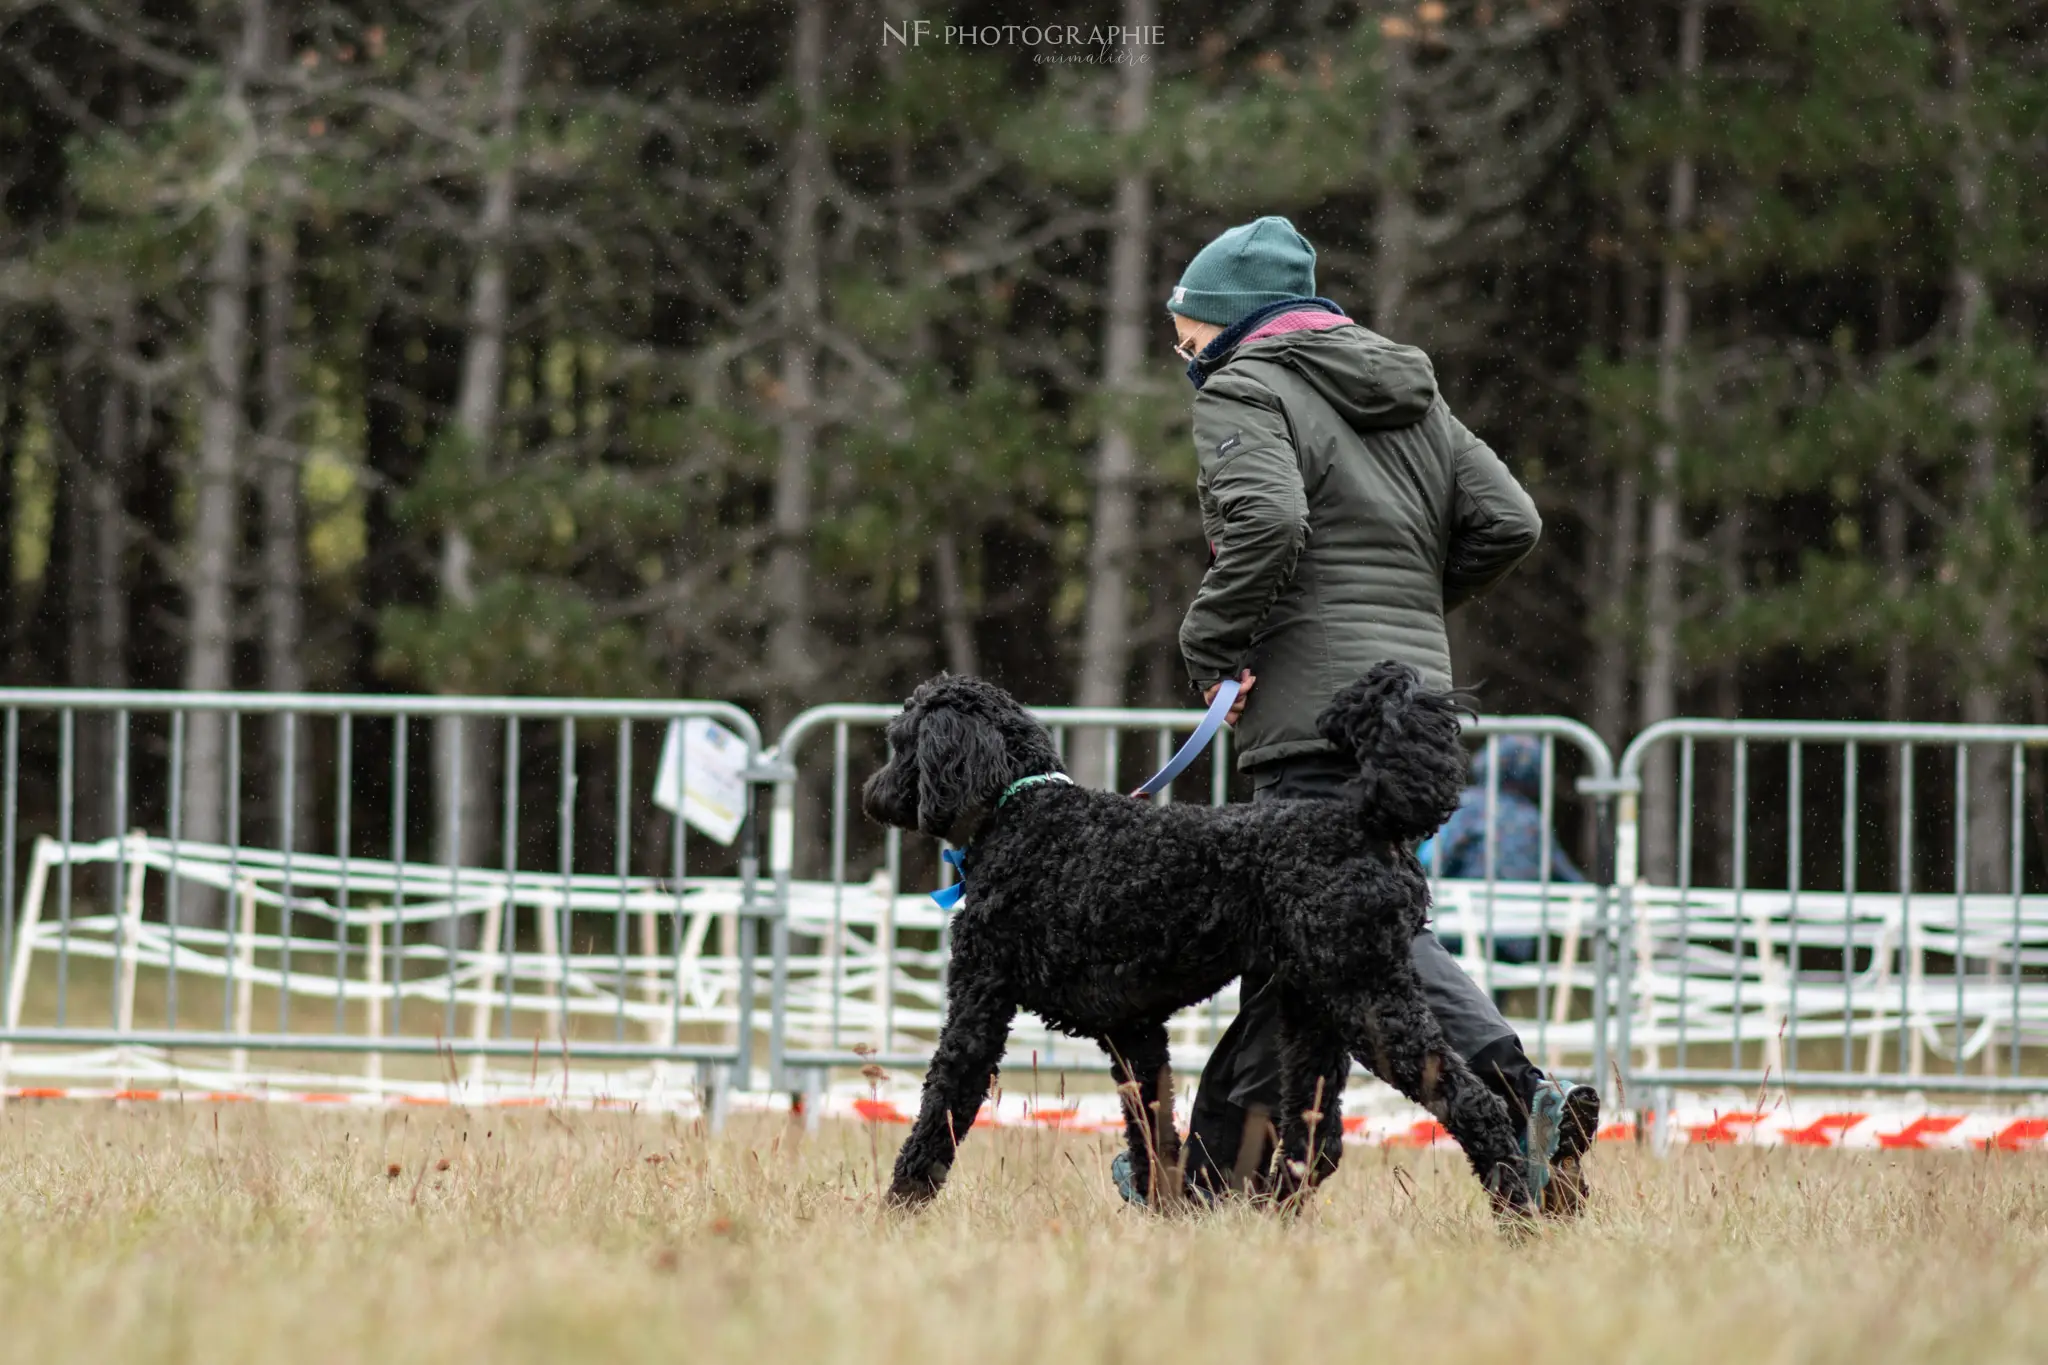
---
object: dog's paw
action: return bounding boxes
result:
[883,1184,931,1212]
[884,1162,949,1211]
[1485,1159,1538,1232]
[1269,1158,1316,1212]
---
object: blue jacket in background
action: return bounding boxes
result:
[1420,737,1584,964]
[1420,736,1585,882]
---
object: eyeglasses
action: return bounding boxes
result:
[1173,332,1202,362]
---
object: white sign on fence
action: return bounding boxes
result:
[653,717,748,845]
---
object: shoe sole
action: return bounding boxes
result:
[1540,1085,1600,1220]
[1558,1084,1601,1161]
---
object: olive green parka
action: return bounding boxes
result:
[1178,321,1541,770]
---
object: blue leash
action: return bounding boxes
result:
[1130,677,1240,797]
[931,679,1241,908]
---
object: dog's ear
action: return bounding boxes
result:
[915,704,1009,840]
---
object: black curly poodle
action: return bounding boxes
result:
[860,660,1533,1217]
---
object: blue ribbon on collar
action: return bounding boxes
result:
[931,848,968,910]
[929,773,1075,909]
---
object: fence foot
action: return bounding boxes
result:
[802,1067,826,1135]
[697,1060,728,1135]
[1650,1085,1675,1159]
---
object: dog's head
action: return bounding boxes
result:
[861,674,1063,843]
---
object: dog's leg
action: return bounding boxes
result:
[886,980,1015,1209]
[1272,988,1349,1203]
[1100,1020,1179,1206]
[1326,953,1531,1215]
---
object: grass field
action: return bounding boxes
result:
[1,1102,2045,1365]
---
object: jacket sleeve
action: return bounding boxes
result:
[1441,407,1542,610]
[1178,373,1309,688]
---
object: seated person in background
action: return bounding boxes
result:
[1420,736,1584,965]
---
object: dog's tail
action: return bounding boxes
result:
[1314,661,1469,842]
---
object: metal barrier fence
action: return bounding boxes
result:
[1615,720,2048,1106]
[765,700,1619,1093]
[18,687,2048,1119]
[0,690,773,1107]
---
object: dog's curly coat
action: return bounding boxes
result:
[861,660,1533,1215]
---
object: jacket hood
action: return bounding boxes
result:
[1229,323,1438,433]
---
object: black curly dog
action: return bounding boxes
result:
[860,660,1533,1216]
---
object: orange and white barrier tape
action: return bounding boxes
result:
[2,1084,670,1111]
[801,1088,2048,1153]
[1645,1105,2048,1151]
[8,1082,2046,1152]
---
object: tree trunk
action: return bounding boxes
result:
[181,0,267,922]
[1877,274,1909,874]
[435,2,527,916]
[1072,0,1154,789]
[63,374,93,697]
[1590,465,1640,753]
[1373,24,1416,338]
[94,308,133,842]
[884,5,974,680]
[92,309,131,701]
[1586,246,1644,862]
[1937,0,2009,893]
[1707,509,1744,883]
[61,310,130,846]
[933,529,978,677]
[0,352,22,674]
[259,228,308,848]
[64,308,131,702]
[766,0,825,726]
[1636,0,1703,885]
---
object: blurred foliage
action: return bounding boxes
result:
[1,0,2048,735]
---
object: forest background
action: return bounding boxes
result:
[4,0,2047,890]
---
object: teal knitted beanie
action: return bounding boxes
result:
[1166,216,1318,326]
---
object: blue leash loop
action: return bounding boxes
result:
[1130,677,1239,797]
[931,680,1240,909]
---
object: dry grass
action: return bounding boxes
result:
[1,1101,2044,1365]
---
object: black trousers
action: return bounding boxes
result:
[1184,752,1546,1193]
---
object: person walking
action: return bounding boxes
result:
[1123,215,1598,1215]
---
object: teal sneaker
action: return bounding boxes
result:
[1111,1150,1146,1207]
[1521,1079,1568,1210]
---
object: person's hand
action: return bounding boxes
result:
[1204,670,1255,726]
